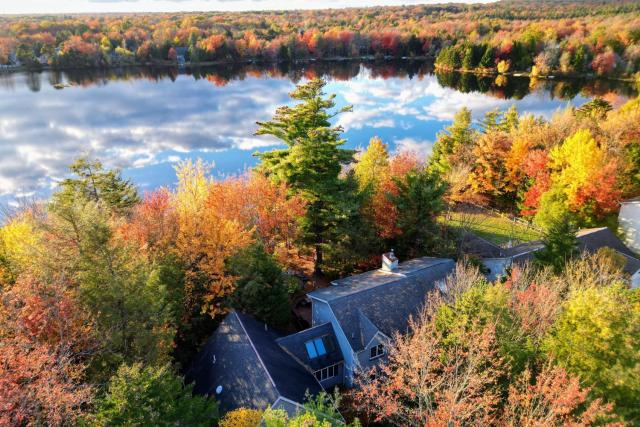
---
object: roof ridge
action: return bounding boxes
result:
[275,322,332,342]
[233,311,280,395]
[327,258,452,304]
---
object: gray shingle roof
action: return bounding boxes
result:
[619,252,640,276]
[186,311,279,413]
[576,227,637,258]
[309,257,455,352]
[501,240,544,258]
[186,311,322,413]
[237,312,323,404]
[276,323,343,372]
[460,232,504,258]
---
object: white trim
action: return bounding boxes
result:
[369,343,386,361]
[313,361,343,382]
[362,330,390,351]
[271,396,306,415]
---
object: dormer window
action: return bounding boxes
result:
[305,336,334,359]
[370,343,385,360]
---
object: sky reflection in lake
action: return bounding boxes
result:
[0,62,635,207]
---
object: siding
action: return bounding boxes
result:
[311,299,357,386]
[619,203,640,254]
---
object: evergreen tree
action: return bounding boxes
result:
[390,169,446,258]
[480,108,502,132]
[53,157,139,216]
[534,214,579,273]
[479,45,494,69]
[499,105,519,131]
[255,79,355,274]
[428,107,476,175]
[461,44,474,70]
[92,363,218,426]
[226,244,291,329]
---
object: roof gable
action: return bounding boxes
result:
[235,312,323,403]
[312,257,455,352]
[186,312,322,413]
[186,311,279,413]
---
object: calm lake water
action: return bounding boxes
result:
[0,61,636,207]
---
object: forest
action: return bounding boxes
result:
[1,76,639,425]
[1,0,640,79]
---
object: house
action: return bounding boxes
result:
[186,311,322,416]
[187,255,456,414]
[619,197,640,254]
[307,255,455,386]
[175,47,187,66]
[480,227,640,287]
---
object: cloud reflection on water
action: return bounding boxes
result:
[0,63,635,205]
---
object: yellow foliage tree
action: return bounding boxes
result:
[219,408,263,427]
[173,159,253,318]
[497,60,511,74]
[354,136,389,193]
[547,129,607,204]
[0,212,43,279]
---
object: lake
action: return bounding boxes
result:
[0,60,636,208]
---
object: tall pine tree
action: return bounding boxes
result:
[255,79,356,274]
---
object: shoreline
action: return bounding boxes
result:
[0,55,430,74]
[433,64,637,83]
[2,56,636,84]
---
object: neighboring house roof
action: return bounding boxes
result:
[459,232,504,258]
[276,323,343,372]
[620,196,640,204]
[501,240,545,258]
[576,227,637,258]
[309,257,455,352]
[619,252,640,276]
[186,311,321,414]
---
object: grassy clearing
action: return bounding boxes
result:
[443,210,542,246]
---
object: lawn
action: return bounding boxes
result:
[443,210,542,246]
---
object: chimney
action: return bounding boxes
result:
[381,249,398,272]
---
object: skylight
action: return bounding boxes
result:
[305,337,332,359]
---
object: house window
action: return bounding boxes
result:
[314,363,340,382]
[305,336,334,359]
[370,343,385,360]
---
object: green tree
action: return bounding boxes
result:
[226,244,292,329]
[53,157,140,216]
[92,363,218,426]
[533,214,579,273]
[263,391,356,427]
[500,105,519,132]
[428,107,476,175]
[461,44,474,70]
[479,44,494,69]
[390,168,446,258]
[255,79,355,274]
[353,136,389,193]
[544,284,640,421]
[435,281,535,379]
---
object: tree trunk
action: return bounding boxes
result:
[314,243,323,275]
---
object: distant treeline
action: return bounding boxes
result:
[1,0,640,77]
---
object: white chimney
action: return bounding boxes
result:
[381,250,398,272]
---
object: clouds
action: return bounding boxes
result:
[394,137,433,158]
[0,67,593,206]
[0,72,289,198]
